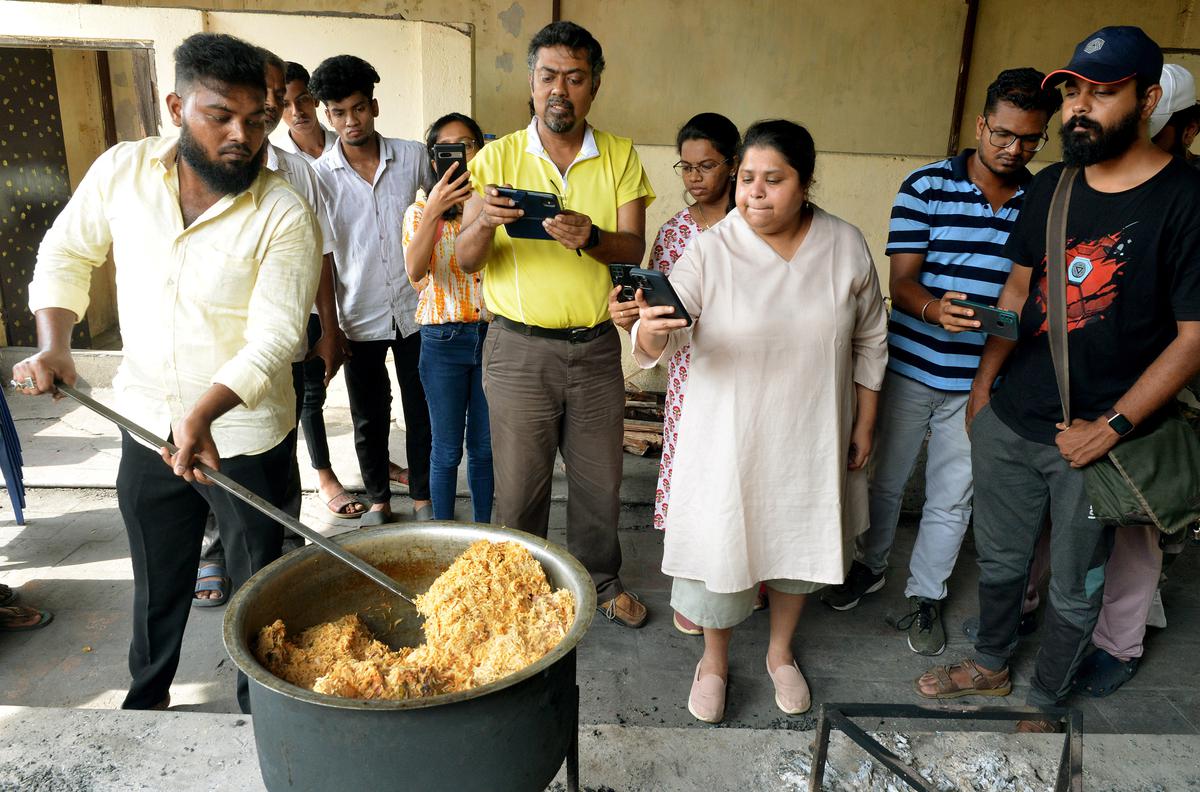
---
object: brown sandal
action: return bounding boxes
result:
[915,659,1012,699]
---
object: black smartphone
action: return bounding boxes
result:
[630,267,692,326]
[430,143,466,182]
[609,264,636,301]
[494,187,563,240]
[950,298,1018,340]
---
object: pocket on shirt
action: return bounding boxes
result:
[189,253,259,311]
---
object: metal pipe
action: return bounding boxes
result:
[52,381,415,605]
[946,0,980,157]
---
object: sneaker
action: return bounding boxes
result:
[897,596,945,656]
[821,560,885,611]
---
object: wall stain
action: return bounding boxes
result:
[498,2,524,38]
[495,51,514,74]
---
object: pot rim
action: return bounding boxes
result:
[222,522,597,711]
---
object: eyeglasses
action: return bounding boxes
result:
[673,158,731,176]
[984,119,1048,153]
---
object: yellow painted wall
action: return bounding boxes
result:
[564,0,968,155]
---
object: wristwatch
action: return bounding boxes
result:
[1104,408,1135,437]
[583,225,601,250]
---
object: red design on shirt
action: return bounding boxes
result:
[1034,225,1133,334]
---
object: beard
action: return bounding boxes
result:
[1060,106,1141,167]
[178,121,264,195]
[542,98,576,133]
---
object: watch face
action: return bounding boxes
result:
[1109,412,1134,436]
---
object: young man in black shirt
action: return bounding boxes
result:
[914,27,1200,730]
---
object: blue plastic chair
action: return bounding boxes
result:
[0,387,26,525]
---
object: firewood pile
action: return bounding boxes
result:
[623,388,665,456]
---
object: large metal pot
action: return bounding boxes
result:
[223,522,596,792]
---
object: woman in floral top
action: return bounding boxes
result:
[611,113,741,635]
[403,113,492,522]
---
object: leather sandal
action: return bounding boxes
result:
[915,659,1011,699]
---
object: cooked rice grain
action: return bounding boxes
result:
[254,540,575,700]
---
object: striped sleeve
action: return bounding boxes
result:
[886,170,932,256]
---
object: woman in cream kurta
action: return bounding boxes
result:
[635,207,887,590]
[633,121,888,723]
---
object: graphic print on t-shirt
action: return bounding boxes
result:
[1033,223,1136,334]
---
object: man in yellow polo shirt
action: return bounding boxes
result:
[457,21,654,628]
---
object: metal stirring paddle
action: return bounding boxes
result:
[10,377,416,605]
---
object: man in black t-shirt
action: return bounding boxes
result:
[914,27,1200,729]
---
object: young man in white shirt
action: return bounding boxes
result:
[310,54,434,523]
[278,61,337,163]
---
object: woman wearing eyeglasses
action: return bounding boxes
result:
[632,120,888,723]
[610,113,740,636]
[403,113,492,522]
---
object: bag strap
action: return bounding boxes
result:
[1045,166,1080,425]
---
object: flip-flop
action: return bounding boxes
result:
[1072,649,1139,698]
[0,605,53,632]
[192,564,230,608]
[324,490,366,518]
[0,584,17,607]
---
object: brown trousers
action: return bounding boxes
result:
[482,322,625,600]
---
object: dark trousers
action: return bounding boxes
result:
[298,313,333,471]
[970,404,1115,707]
[116,430,291,713]
[418,322,493,522]
[481,322,625,600]
[200,368,304,566]
[343,329,432,504]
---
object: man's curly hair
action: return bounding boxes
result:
[309,55,380,103]
[984,68,1063,117]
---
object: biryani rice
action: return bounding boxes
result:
[254,540,576,700]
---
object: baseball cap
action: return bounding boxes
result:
[1042,26,1163,89]
[1149,63,1197,138]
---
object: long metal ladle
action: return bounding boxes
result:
[15,378,415,605]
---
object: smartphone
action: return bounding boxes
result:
[950,298,1018,340]
[609,264,636,302]
[430,143,466,182]
[494,187,563,241]
[629,267,693,326]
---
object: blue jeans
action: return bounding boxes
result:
[858,370,974,600]
[418,322,493,521]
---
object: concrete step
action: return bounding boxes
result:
[0,705,1194,791]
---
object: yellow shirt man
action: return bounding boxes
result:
[468,118,655,329]
[29,136,321,457]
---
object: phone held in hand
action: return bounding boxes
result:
[609,264,636,302]
[950,298,1018,341]
[610,267,693,326]
[430,143,466,182]
[494,187,563,241]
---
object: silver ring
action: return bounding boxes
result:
[10,377,34,390]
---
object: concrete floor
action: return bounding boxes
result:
[2,486,1199,735]
[2,358,1200,789]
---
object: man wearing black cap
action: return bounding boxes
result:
[914,26,1200,730]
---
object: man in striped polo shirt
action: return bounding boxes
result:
[823,69,1061,656]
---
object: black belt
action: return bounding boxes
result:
[493,315,614,344]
